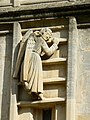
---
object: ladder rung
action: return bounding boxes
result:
[17,97,65,108]
[42,58,66,65]
[43,77,66,84]
[18,77,66,85]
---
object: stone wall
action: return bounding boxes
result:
[0,24,13,120]
[0,1,90,120]
[76,28,90,120]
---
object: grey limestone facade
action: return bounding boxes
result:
[0,0,90,120]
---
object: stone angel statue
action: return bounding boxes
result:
[13,28,60,100]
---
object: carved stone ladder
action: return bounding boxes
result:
[17,34,67,120]
[11,20,68,120]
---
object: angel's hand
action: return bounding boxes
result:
[41,51,45,56]
[52,37,60,45]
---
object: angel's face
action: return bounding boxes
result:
[42,30,52,41]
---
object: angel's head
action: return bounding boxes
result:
[40,28,53,42]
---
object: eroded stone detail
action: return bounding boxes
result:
[13,28,61,100]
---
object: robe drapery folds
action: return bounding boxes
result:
[13,29,43,94]
[13,28,58,95]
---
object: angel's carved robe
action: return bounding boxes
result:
[14,29,58,95]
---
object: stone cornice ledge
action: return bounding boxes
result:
[0,1,90,22]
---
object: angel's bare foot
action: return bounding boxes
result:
[24,82,29,90]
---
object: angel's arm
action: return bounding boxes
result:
[41,39,58,56]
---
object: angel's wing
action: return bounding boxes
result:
[13,29,35,78]
[23,31,36,81]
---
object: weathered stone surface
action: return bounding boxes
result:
[76,28,90,120]
[77,115,90,120]
[0,1,90,22]
[0,1,90,120]
[0,34,12,120]
[0,0,10,4]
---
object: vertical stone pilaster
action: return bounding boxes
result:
[0,39,5,120]
[66,17,78,120]
[55,105,58,120]
[10,22,22,120]
[55,105,63,120]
